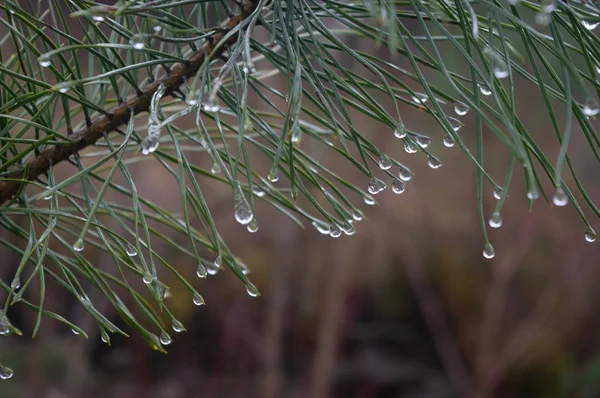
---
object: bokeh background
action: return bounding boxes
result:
[2,4,600,398]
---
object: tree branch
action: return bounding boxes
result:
[0,0,258,206]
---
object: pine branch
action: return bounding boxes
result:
[0,0,259,206]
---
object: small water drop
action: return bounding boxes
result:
[130,34,146,50]
[210,162,221,175]
[527,188,539,200]
[57,82,71,94]
[585,228,596,243]
[427,156,442,169]
[92,15,105,22]
[126,243,137,257]
[234,195,254,225]
[448,117,463,132]
[329,224,342,238]
[0,311,10,336]
[489,212,503,228]
[352,210,363,221]
[246,283,260,297]
[73,239,84,252]
[394,126,407,139]
[443,135,455,147]
[141,135,159,155]
[367,178,386,195]
[416,136,432,148]
[247,218,259,233]
[342,222,355,235]
[153,25,162,33]
[454,102,469,116]
[552,187,568,206]
[582,97,600,117]
[192,292,205,306]
[313,221,331,235]
[252,186,266,197]
[202,97,220,113]
[291,129,301,144]
[206,258,220,276]
[268,168,280,183]
[172,319,185,333]
[71,328,80,335]
[196,263,207,278]
[493,62,509,79]
[364,195,376,206]
[100,329,110,344]
[582,20,599,30]
[38,55,51,68]
[391,179,406,194]
[483,243,495,259]
[10,277,20,290]
[479,84,492,96]
[398,167,413,182]
[185,94,198,106]
[404,141,418,154]
[378,155,392,170]
[541,0,555,13]
[411,93,428,104]
[142,272,153,284]
[159,331,172,345]
[535,11,552,26]
[0,365,14,380]
[493,187,502,200]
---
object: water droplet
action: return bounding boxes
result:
[252,186,265,197]
[552,187,568,206]
[527,188,539,200]
[364,195,376,206]
[493,187,502,200]
[202,97,220,113]
[172,319,185,333]
[394,126,407,139]
[71,328,80,335]
[242,62,257,74]
[493,62,508,79]
[479,84,492,96]
[234,195,254,225]
[247,218,259,233]
[404,141,418,154]
[159,331,172,345]
[141,135,159,155]
[416,136,432,148]
[210,162,221,175]
[378,155,392,170]
[101,329,110,344]
[126,243,137,257]
[585,228,596,243]
[443,135,455,147]
[147,121,161,137]
[153,25,162,33]
[411,93,428,104]
[313,221,331,234]
[489,212,503,228]
[399,167,413,181]
[535,11,552,26]
[92,15,105,22]
[367,178,386,195]
[582,97,600,117]
[329,224,342,238]
[246,283,260,297]
[352,210,363,221]
[483,243,495,259]
[130,34,145,50]
[0,311,10,336]
[291,129,301,144]
[10,277,20,290]
[57,82,71,94]
[582,20,599,30]
[38,55,51,68]
[448,117,463,132]
[342,222,356,235]
[142,272,153,284]
[186,94,198,106]
[73,239,84,252]
[541,0,555,13]
[427,156,442,169]
[196,263,207,278]
[391,179,406,194]
[192,292,205,306]
[267,168,280,183]
[206,258,220,276]
[454,102,469,116]
[0,365,14,380]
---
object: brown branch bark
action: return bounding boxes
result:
[0,0,258,205]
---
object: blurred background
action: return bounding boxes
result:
[2,4,600,398]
